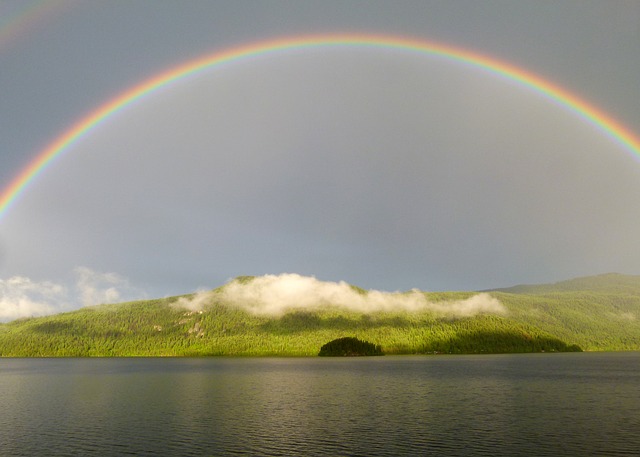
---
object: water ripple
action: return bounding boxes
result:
[0,354,638,456]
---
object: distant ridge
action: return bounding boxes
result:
[487,273,640,295]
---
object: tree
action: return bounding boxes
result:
[318,337,383,356]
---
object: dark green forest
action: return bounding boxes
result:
[0,273,638,357]
[319,337,384,356]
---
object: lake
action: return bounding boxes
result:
[0,353,638,456]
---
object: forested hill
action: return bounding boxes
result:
[489,273,640,295]
[0,274,639,356]
[485,273,640,351]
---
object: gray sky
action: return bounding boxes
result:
[1,0,640,319]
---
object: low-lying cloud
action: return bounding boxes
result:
[1,271,506,322]
[0,267,147,322]
[0,276,63,321]
[74,266,144,307]
[180,273,506,317]
[173,290,213,312]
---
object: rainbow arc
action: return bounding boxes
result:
[1,34,639,222]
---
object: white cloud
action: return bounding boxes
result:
[176,273,507,317]
[0,267,147,322]
[1,270,504,323]
[74,266,143,306]
[0,276,67,321]
[173,289,212,312]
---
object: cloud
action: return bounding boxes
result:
[1,270,504,322]
[0,267,147,322]
[0,276,67,321]
[74,266,145,306]
[173,290,212,312]
[177,273,506,317]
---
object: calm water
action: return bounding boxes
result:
[0,353,638,456]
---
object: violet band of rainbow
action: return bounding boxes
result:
[1,34,639,222]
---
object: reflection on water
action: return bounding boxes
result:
[0,353,638,456]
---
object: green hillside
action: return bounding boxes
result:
[488,273,640,351]
[1,274,639,356]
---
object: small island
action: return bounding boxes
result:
[318,337,384,356]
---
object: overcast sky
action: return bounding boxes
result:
[1,0,640,320]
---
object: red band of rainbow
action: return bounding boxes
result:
[1,34,639,222]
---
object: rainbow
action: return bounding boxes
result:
[2,33,640,222]
[0,0,69,51]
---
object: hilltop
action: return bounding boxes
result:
[489,272,640,295]
[0,273,639,356]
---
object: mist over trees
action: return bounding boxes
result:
[0,273,638,356]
